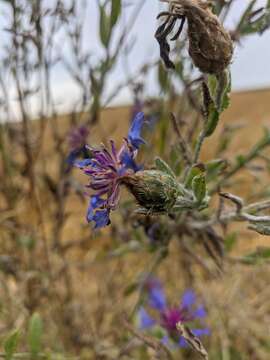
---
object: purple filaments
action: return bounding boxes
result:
[138,280,210,347]
[75,112,145,229]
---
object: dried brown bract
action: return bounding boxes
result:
[156,0,233,74]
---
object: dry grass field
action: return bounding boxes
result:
[45,88,270,252]
[1,88,270,359]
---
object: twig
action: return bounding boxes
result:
[170,112,192,165]
[219,192,243,214]
[129,247,168,319]
[122,316,174,360]
[176,322,209,360]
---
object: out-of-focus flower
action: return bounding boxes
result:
[138,280,210,347]
[69,125,89,151]
[75,112,146,229]
[66,124,89,167]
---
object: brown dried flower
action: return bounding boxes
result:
[156,0,233,74]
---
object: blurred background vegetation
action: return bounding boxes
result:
[1,0,270,359]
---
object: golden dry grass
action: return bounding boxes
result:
[2,89,270,358]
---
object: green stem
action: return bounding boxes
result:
[184,129,206,183]
[128,247,168,319]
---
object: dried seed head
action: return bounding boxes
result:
[157,0,233,74]
[122,170,180,214]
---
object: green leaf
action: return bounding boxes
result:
[158,62,169,91]
[169,146,182,176]
[249,223,270,236]
[206,159,227,181]
[241,247,270,265]
[236,154,246,166]
[155,157,176,178]
[192,174,206,204]
[110,0,121,27]
[218,70,231,113]
[185,164,205,189]
[204,71,231,137]
[17,235,36,250]
[28,313,43,358]
[204,103,220,137]
[124,282,139,296]
[236,0,256,32]
[4,330,20,360]
[224,232,237,252]
[202,85,220,137]
[99,4,111,47]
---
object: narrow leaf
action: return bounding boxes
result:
[111,0,121,27]
[4,330,20,360]
[28,313,43,357]
[99,4,111,47]
[155,157,176,178]
[192,174,206,204]
[185,163,205,189]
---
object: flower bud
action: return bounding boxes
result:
[122,170,181,213]
[157,0,233,74]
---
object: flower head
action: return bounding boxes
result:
[75,112,146,229]
[138,279,209,347]
[122,170,181,214]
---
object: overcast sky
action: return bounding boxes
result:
[1,0,270,119]
[53,0,270,109]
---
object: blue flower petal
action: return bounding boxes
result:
[138,307,156,329]
[193,305,207,319]
[87,204,94,222]
[74,158,93,168]
[191,328,211,337]
[93,209,110,229]
[91,195,105,209]
[178,336,188,348]
[148,287,167,311]
[86,196,110,228]
[128,112,145,149]
[161,335,170,346]
[87,196,105,222]
[120,151,141,173]
[181,290,196,309]
[66,149,81,165]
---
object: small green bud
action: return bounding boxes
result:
[122,170,181,214]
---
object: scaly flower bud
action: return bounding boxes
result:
[156,0,233,74]
[122,170,181,214]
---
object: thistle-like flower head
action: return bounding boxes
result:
[75,112,145,229]
[138,279,209,347]
[122,170,181,214]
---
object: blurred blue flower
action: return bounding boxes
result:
[138,279,209,348]
[148,287,167,311]
[66,125,90,168]
[138,307,156,329]
[75,112,146,229]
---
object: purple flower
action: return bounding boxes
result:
[66,125,90,167]
[75,112,145,229]
[68,125,89,151]
[138,280,209,347]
